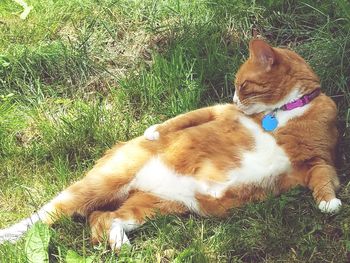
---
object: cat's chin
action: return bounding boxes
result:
[233,93,270,115]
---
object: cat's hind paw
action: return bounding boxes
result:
[0,225,25,244]
[109,220,130,252]
[318,198,342,213]
[144,124,160,141]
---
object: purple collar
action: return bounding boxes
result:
[280,88,321,111]
[261,88,321,132]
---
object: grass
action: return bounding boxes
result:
[0,0,349,262]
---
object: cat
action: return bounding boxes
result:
[0,39,342,252]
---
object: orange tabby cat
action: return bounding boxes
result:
[0,39,341,251]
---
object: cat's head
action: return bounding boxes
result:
[233,39,320,115]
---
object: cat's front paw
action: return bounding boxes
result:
[144,124,160,141]
[318,198,342,213]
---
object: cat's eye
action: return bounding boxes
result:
[239,80,265,96]
[239,80,248,91]
[236,80,247,91]
[241,81,247,88]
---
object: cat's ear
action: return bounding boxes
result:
[249,39,276,70]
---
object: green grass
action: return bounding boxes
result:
[0,0,349,262]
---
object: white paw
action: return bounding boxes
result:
[0,222,28,244]
[318,198,342,213]
[144,124,160,141]
[109,221,130,251]
[0,230,22,244]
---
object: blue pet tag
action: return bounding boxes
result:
[262,113,278,132]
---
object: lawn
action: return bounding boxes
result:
[0,0,349,262]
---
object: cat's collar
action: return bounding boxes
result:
[280,88,321,111]
[262,88,321,132]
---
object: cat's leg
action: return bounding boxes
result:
[88,191,187,251]
[0,140,151,244]
[307,163,341,213]
[0,177,131,244]
[144,104,234,140]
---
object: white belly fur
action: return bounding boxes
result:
[129,115,291,213]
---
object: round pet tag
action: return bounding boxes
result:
[262,114,278,132]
